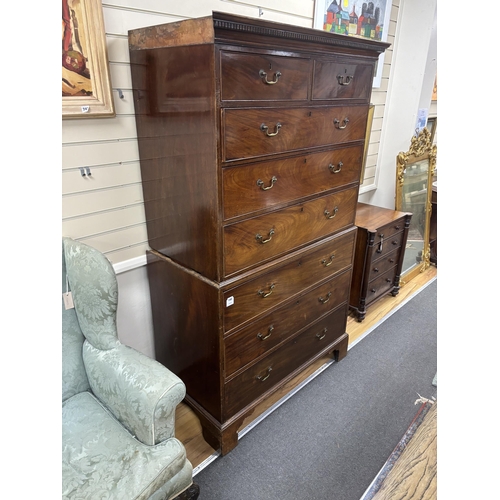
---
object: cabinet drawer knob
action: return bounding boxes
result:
[260,122,281,137]
[373,267,379,273]
[256,366,272,382]
[328,161,343,174]
[321,254,335,267]
[318,292,332,304]
[258,283,275,298]
[324,206,339,219]
[389,258,394,263]
[259,69,281,85]
[386,278,392,283]
[371,288,377,293]
[256,228,275,244]
[334,117,349,129]
[337,74,354,86]
[257,176,277,191]
[316,328,328,340]
[257,325,274,341]
[395,225,401,230]
[392,240,398,245]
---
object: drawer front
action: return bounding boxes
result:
[312,60,374,101]
[224,305,348,417]
[368,247,401,283]
[220,50,311,101]
[372,229,405,262]
[223,228,356,332]
[223,145,363,220]
[225,268,352,376]
[223,105,368,162]
[366,268,396,305]
[224,186,358,276]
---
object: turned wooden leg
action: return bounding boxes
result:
[171,482,200,500]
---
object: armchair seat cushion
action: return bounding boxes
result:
[63,392,189,500]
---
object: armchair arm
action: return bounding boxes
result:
[82,341,186,446]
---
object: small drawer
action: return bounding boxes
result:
[223,186,358,276]
[371,229,405,262]
[223,227,356,332]
[312,59,374,101]
[365,268,396,305]
[220,50,311,101]
[224,268,352,376]
[222,145,363,220]
[224,305,348,417]
[368,247,401,283]
[222,105,368,162]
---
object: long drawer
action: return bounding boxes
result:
[223,227,356,332]
[222,145,363,220]
[219,50,312,101]
[224,186,358,276]
[225,268,352,377]
[224,304,348,418]
[222,105,368,162]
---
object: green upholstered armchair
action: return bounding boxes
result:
[62,237,199,500]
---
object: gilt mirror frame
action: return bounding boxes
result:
[396,128,437,284]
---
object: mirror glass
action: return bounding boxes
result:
[400,158,429,277]
[396,128,437,284]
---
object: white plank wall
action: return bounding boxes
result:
[62,0,397,267]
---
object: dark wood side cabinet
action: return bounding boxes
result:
[129,12,389,454]
[350,203,412,322]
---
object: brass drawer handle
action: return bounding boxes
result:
[321,254,335,267]
[259,69,282,85]
[258,283,275,298]
[334,117,349,129]
[257,176,277,191]
[257,325,274,341]
[260,122,282,137]
[337,75,354,86]
[324,207,338,219]
[318,292,332,304]
[328,161,343,174]
[256,228,275,244]
[316,328,327,340]
[256,366,272,382]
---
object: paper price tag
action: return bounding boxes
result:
[63,291,75,310]
[226,296,234,307]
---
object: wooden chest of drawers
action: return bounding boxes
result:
[129,12,389,454]
[349,203,412,322]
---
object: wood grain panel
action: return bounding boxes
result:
[220,50,311,101]
[223,228,356,332]
[223,105,368,162]
[223,145,363,220]
[223,186,358,276]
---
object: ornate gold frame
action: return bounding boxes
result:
[62,0,115,119]
[396,128,437,284]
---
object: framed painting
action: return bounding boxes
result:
[313,0,392,88]
[62,0,115,119]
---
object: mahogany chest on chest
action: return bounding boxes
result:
[129,12,389,454]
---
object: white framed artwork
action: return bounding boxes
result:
[313,0,392,88]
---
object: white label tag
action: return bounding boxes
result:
[81,106,90,113]
[226,296,234,307]
[63,292,74,310]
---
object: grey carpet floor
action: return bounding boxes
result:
[195,279,438,500]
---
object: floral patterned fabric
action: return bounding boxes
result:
[62,238,193,499]
[62,392,192,500]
